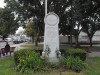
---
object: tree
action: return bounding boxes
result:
[0,8,18,40]
[82,15,100,47]
[4,0,71,45]
[81,0,100,47]
[4,0,70,34]
[4,0,44,33]
[63,0,84,47]
[4,0,100,47]
[25,18,41,47]
[70,0,83,47]
[25,21,34,42]
[67,0,100,47]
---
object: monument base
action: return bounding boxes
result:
[42,51,61,63]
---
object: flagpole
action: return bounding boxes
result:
[45,0,47,16]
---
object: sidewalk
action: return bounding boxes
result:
[88,52,100,57]
[10,42,26,51]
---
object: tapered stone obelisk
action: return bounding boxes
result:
[42,12,60,62]
[42,0,60,62]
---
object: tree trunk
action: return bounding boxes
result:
[34,37,39,47]
[34,35,39,47]
[2,35,5,40]
[35,40,38,47]
[32,36,34,43]
[70,0,73,47]
[75,35,79,48]
[89,37,93,47]
[68,36,70,43]
[70,35,73,47]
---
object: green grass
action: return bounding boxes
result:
[0,56,100,75]
[20,43,43,50]
[85,57,100,75]
[0,57,16,75]
[20,44,71,50]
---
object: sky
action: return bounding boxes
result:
[16,27,25,34]
[0,0,6,8]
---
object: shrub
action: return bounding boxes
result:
[35,50,43,56]
[59,56,74,69]
[72,57,87,73]
[65,48,87,61]
[14,49,43,73]
[49,63,60,69]
[59,56,87,72]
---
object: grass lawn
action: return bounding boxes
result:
[20,43,43,50]
[85,57,100,75]
[20,43,72,50]
[0,57,16,75]
[0,56,100,75]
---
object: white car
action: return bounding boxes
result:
[5,38,13,42]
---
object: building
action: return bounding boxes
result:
[60,30,100,44]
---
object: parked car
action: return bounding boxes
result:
[5,38,13,42]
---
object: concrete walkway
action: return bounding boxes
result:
[88,52,100,57]
[10,42,26,51]
[79,44,100,57]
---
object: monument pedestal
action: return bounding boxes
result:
[42,12,60,62]
[42,50,61,63]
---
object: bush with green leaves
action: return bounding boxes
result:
[14,49,43,73]
[59,56,74,69]
[49,63,60,69]
[59,56,87,72]
[65,48,87,61]
[72,57,87,73]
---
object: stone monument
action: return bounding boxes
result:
[42,12,60,62]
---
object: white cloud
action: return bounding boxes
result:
[0,0,6,8]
